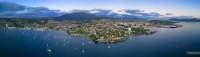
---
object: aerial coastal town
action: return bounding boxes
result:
[0,19,182,44]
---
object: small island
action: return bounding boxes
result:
[0,18,181,44]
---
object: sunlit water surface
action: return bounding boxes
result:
[0,22,200,57]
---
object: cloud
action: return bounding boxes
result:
[0,1,64,18]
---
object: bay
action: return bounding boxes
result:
[0,22,200,57]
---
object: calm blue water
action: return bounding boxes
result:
[0,22,200,57]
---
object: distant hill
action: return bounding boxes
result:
[56,12,103,21]
[0,1,64,18]
[55,9,160,21]
[0,1,25,12]
[169,18,200,22]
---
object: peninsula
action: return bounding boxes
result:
[0,19,181,44]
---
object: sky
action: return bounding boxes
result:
[0,0,200,17]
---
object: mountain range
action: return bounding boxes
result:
[0,1,198,21]
[0,1,64,18]
[58,9,162,20]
